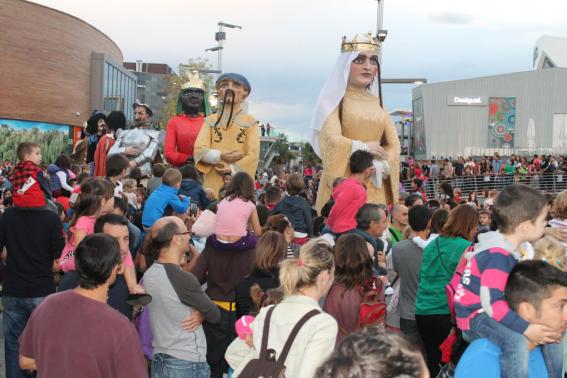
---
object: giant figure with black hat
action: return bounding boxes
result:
[108,101,162,177]
[194,73,260,195]
[165,72,211,166]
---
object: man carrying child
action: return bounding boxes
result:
[455,184,563,378]
[456,260,567,377]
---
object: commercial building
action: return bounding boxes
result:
[411,35,567,159]
[0,0,136,154]
[124,61,173,125]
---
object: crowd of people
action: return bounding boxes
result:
[4,35,567,378]
[3,133,567,378]
[401,153,567,197]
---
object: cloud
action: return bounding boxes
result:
[247,100,313,140]
[429,12,474,25]
[26,0,567,141]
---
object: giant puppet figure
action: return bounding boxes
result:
[194,73,260,195]
[311,33,400,212]
[108,101,162,177]
[165,72,212,166]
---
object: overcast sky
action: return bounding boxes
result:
[30,0,567,140]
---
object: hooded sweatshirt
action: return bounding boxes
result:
[271,195,313,235]
[178,179,209,210]
[454,231,528,334]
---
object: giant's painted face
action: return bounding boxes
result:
[347,51,379,89]
[181,89,205,110]
[217,79,249,104]
[97,118,107,133]
[134,106,150,123]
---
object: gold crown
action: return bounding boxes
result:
[181,71,204,90]
[340,32,380,54]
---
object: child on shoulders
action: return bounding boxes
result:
[455,184,562,378]
[142,168,190,229]
[326,150,373,235]
[272,173,313,241]
[10,142,53,210]
[214,172,262,243]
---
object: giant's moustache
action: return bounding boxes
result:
[223,89,235,103]
[214,89,236,127]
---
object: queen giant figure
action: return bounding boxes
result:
[311,33,400,212]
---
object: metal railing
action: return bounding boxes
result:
[402,173,567,199]
[463,147,567,159]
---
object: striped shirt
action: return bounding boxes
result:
[287,243,295,259]
[454,247,528,334]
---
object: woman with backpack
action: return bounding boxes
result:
[415,205,478,376]
[226,239,338,378]
[323,234,385,343]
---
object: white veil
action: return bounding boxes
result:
[309,51,380,158]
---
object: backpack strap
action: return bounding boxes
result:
[276,309,320,364]
[389,228,400,242]
[258,305,277,360]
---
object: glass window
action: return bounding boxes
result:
[121,74,127,111]
[102,58,136,118]
[103,62,109,97]
[112,67,117,99]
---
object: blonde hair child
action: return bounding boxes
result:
[533,236,566,270]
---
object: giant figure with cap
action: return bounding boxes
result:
[310,33,400,211]
[108,101,162,177]
[165,72,211,166]
[193,73,260,195]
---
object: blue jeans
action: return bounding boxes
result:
[3,296,44,378]
[464,313,563,378]
[151,353,210,378]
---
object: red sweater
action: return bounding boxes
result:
[164,115,205,166]
[11,161,50,208]
[326,177,367,233]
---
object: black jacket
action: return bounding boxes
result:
[178,179,209,209]
[235,268,280,319]
[271,195,313,235]
[0,208,65,297]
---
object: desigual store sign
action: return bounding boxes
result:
[447,96,488,106]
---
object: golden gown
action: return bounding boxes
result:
[316,86,400,212]
[194,112,260,196]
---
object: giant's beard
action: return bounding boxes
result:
[182,102,202,117]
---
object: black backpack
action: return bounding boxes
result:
[239,306,320,378]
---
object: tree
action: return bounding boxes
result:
[158,58,215,127]
[273,133,291,165]
[300,141,321,166]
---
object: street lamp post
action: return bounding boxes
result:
[376,0,384,36]
[205,21,242,75]
[375,0,388,62]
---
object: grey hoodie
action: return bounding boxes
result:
[472,231,521,260]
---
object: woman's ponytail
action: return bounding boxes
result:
[279,239,334,296]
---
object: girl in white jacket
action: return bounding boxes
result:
[226,239,338,378]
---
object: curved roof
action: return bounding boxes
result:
[23,0,123,62]
[534,35,567,70]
